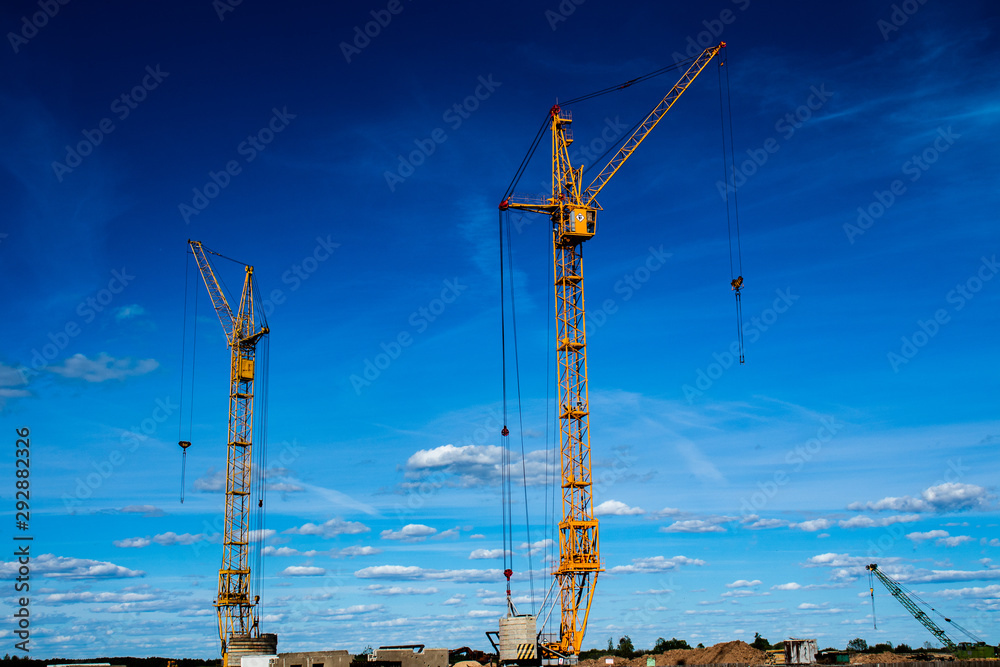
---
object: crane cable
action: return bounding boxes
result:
[500,55,699,204]
[178,251,200,503]
[869,566,878,629]
[498,208,537,613]
[717,47,745,364]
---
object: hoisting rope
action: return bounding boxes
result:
[717,46,745,364]
[249,274,270,627]
[179,251,191,503]
[868,567,878,629]
[498,208,537,613]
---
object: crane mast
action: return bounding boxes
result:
[189,240,270,661]
[499,42,725,659]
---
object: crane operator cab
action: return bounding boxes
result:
[556,206,597,243]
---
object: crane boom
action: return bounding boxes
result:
[188,240,269,662]
[867,563,957,649]
[499,43,725,660]
[583,42,725,207]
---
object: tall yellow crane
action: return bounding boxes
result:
[497,42,726,659]
[188,240,271,663]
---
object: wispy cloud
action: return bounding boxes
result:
[48,353,158,382]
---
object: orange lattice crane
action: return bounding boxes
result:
[497,42,726,660]
[187,240,270,663]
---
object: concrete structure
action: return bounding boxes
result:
[278,651,352,667]
[370,646,449,667]
[498,615,536,663]
[785,639,818,665]
[242,657,279,667]
[228,634,280,667]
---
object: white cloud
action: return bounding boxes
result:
[193,468,226,492]
[849,483,992,513]
[48,353,158,382]
[403,443,554,488]
[660,519,726,533]
[380,524,437,541]
[937,584,1000,599]
[654,507,682,517]
[469,549,504,560]
[281,566,326,576]
[520,539,554,556]
[247,529,276,542]
[907,530,950,542]
[354,565,500,583]
[263,546,300,557]
[839,514,920,528]
[113,537,151,548]
[594,500,645,516]
[937,535,974,547]
[792,519,832,532]
[44,590,156,603]
[772,582,802,590]
[365,585,439,596]
[0,362,29,402]
[609,555,706,574]
[152,532,207,546]
[746,518,789,530]
[337,545,381,557]
[0,554,144,579]
[285,517,370,538]
[442,594,465,606]
[118,504,164,517]
[114,304,145,321]
[726,579,762,588]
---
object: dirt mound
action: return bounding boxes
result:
[579,641,769,667]
[849,653,914,664]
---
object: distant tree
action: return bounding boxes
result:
[894,644,912,654]
[871,642,893,654]
[922,642,934,650]
[654,638,691,652]
[847,638,868,653]
[617,636,636,658]
[773,642,785,651]
[608,637,615,652]
[752,633,771,650]
[697,643,705,649]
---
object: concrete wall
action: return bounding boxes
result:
[278,650,353,667]
[371,647,449,667]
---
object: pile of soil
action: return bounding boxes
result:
[849,653,914,663]
[579,641,770,667]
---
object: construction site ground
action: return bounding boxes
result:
[577,641,996,666]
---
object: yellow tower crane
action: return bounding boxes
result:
[497,42,726,660]
[187,240,271,664]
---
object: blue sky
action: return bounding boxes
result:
[1,0,999,658]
